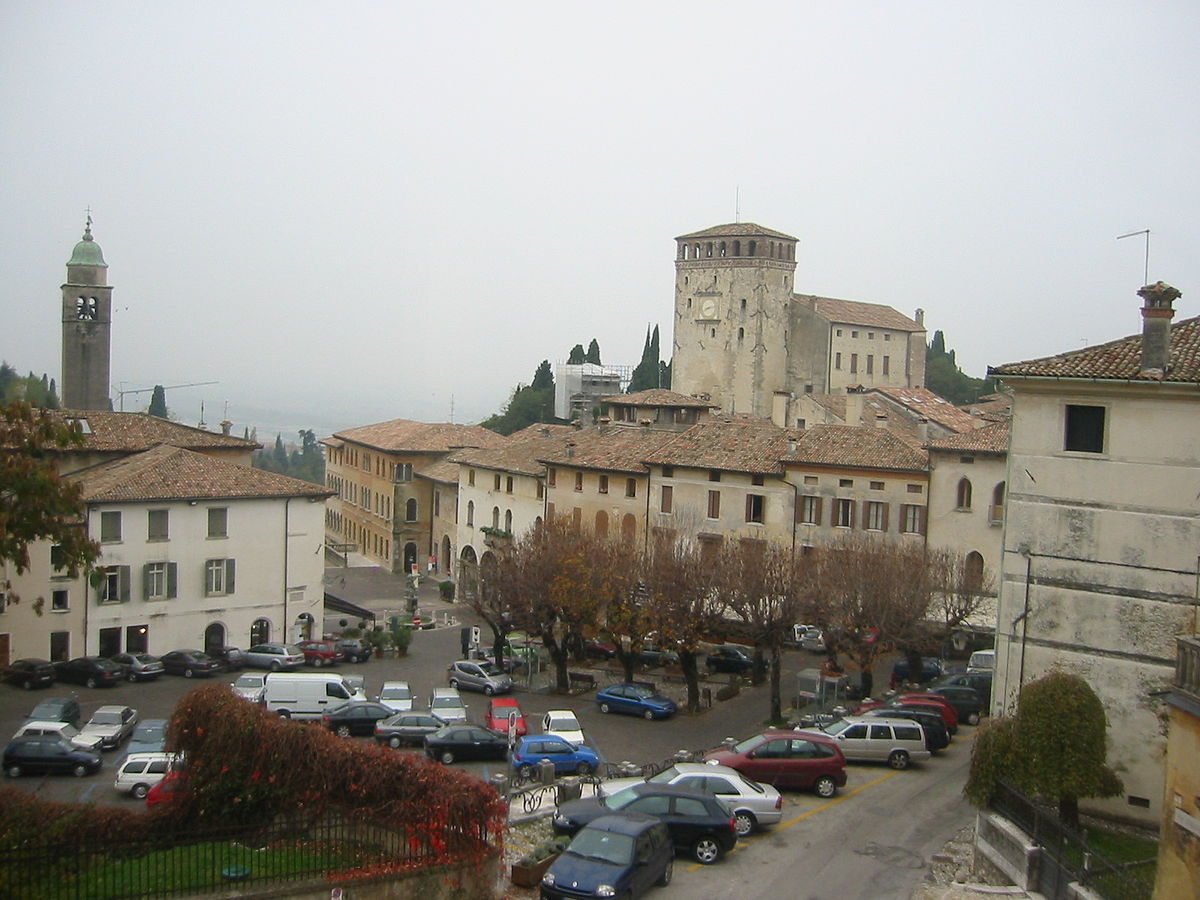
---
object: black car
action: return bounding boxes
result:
[424,725,508,765]
[207,647,244,672]
[25,696,82,729]
[374,713,445,748]
[3,736,102,778]
[334,639,372,663]
[705,645,755,674]
[934,670,993,704]
[53,656,123,688]
[553,783,738,865]
[322,701,394,737]
[542,813,674,900]
[3,658,56,690]
[927,684,984,726]
[863,706,949,752]
[889,657,944,688]
[159,650,222,678]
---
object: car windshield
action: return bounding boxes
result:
[647,766,681,784]
[479,664,504,676]
[732,735,766,754]
[547,715,577,730]
[431,697,461,710]
[132,654,157,663]
[566,829,634,866]
[821,720,851,736]
[134,723,163,740]
[604,788,642,810]
[235,675,264,688]
[381,686,411,699]
[91,711,124,725]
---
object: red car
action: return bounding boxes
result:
[145,770,183,808]
[295,640,341,668]
[703,729,846,798]
[485,697,528,737]
[860,696,959,734]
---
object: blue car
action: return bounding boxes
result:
[541,813,674,899]
[512,734,600,777]
[595,683,678,720]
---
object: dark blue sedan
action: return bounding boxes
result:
[595,683,678,720]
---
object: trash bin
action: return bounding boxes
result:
[538,758,556,786]
[557,776,582,804]
[490,772,509,795]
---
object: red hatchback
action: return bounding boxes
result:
[703,729,846,798]
[485,697,528,737]
[296,640,341,668]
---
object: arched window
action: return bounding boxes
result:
[621,513,636,544]
[738,327,745,343]
[441,535,451,574]
[492,506,500,529]
[405,498,418,521]
[595,510,608,539]
[705,242,713,258]
[733,240,741,256]
[719,241,726,257]
[740,298,747,312]
[964,551,985,593]
[466,500,474,526]
[204,622,225,655]
[678,243,686,260]
[250,618,270,645]
[748,240,756,256]
[956,478,973,510]
[504,509,512,532]
[991,482,1006,523]
[694,243,700,258]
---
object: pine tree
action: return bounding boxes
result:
[585,339,602,365]
[567,344,586,365]
[531,360,554,390]
[148,385,169,419]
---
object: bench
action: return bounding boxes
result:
[568,671,596,691]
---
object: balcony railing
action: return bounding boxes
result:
[1176,635,1200,700]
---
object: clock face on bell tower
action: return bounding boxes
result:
[699,298,717,319]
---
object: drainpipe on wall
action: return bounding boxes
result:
[283,497,291,642]
[1012,549,1033,711]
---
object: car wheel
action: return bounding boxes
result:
[888,750,910,770]
[184,668,194,679]
[575,762,591,775]
[734,810,757,837]
[692,836,721,865]
[21,680,32,690]
[518,764,534,780]
[643,708,655,720]
[127,672,138,682]
[278,710,291,719]
[336,725,352,737]
[132,783,149,799]
[658,858,673,886]
[388,736,402,749]
[72,764,89,778]
[6,765,21,778]
[599,702,611,714]
[484,685,495,696]
[448,678,459,690]
[271,661,282,672]
[967,712,981,726]
[440,750,455,765]
[813,775,837,798]
[312,658,323,668]
[85,677,98,689]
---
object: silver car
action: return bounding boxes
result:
[12,720,103,752]
[232,672,267,703]
[446,660,513,696]
[428,687,469,723]
[110,652,165,682]
[242,643,306,672]
[377,681,414,713]
[600,762,782,837]
[78,705,139,750]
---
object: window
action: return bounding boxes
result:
[574,472,583,492]
[864,501,887,531]
[835,498,854,528]
[900,504,925,535]
[662,466,674,477]
[1064,404,1106,453]
[751,474,765,486]
[100,511,122,542]
[405,498,418,522]
[882,356,890,375]
[866,355,874,375]
[434,491,440,517]
[965,551,985,592]
[147,509,169,541]
[660,485,673,514]
[49,545,69,576]
[850,353,858,374]
[745,494,765,524]
[870,481,884,491]
[868,332,874,340]
[839,478,853,488]
[505,476,513,494]
[536,482,544,500]
[468,469,476,487]
[836,329,843,337]
[598,475,609,494]
[466,501,474,526]
[956,478,973,510]
[709,470,721,482]
[144,562,177,600]
[907,484,923,494]
[625,479,637,499]
[707,490,720,519]
[798,496,822,525]
[803,475,818,485]
[492,507,500,529]
[207,507,228,538]
[493,473,502,491]
[834,352,842,370]
[49,631,69,662]
[990,482,1006,525]
[547,468,556,487]
[851,330,859,338]
[205,558,236,596]
[98,565,131,603]
[51,590,69,612]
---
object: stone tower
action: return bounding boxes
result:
[61,218,113,410]
[671,223,798,418]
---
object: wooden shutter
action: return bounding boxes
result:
[225,559,236,593]
[118,566,132,602]
[881,503,890,532]
[167,563,178,598]
[142,564,152,600]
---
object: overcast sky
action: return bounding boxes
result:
[3,3,1197,439]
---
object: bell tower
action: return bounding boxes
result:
[61,217,113,410]
[671,223,798,418]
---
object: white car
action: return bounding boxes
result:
[542,709,584,747]
[378,681,413,713]
[12,720,103,752]
[601,762,783,837]
[429,687,469,723]
[78,705,139,750]
[232,672,267,703]
[113,752,178,799]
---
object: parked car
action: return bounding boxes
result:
[124,718,168,757]
[231,672,267,703]
[110,652,164,683]
[703,729,847,797]
[583,638,617,660]
[447,659,513,696]
[159,649,222,678]
[889,657,945,689]
[968,649,995,672]
[705,645,755,675]
[78,705,139,750]
[933,670,993,705]
[815,716,931,769]
[595,683,678,720]
[53,656,123,688]
[635,642,679,667]
[3,658,56,690]
[374,712,445,748]
[296,640,341,667]
[599,762,783,837]
[554,783,738,865]
[485,697,528,737]
[859,695,959,734]
[322,701,395,737]
[334,638,372,663]
[511,735,600,777]
[207,647,244,672]
[114,752,177,799]
[542,709,585,747]
[12,720,102,752]
[893,693,961,731]
[862,706,950,753]
[3,736,101,778]
[24,696,81,729]
[800,628,828,653]
[925,684,984,725]
[428,687,469,723]
[377,681,414,713]
[145,770,183,807]
[424,724,508,765]
[541,813,674,900]
[242,643,306,672]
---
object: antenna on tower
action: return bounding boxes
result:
[734,187,740,223]
[1117,228,1151,286]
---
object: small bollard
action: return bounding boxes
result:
[538,758,556,786]
[557,776,582,804]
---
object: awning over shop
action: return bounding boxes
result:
[323,592,377,623]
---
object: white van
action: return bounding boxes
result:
[114,752,178,799]
[263,672,367,720]
[967,650,995,672]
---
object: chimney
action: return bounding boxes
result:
[565,441,575,459]
[914,308,925,328]
[874,412,889,429]
[916,417,929,444]
[220,420,232,436]
[844,390,864,426]
[1137,281,1180,375]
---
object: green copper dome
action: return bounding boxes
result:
[67,219,107,268]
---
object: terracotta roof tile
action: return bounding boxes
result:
[926,420,1010,455]
[676,222,797,241]
[644,418,799,475]
[990,316,1200,384]
[785,425,928,472]
[29,410,258,453]
[868,387,981,433]
[599,389,718,409]
[416,459,460,484]
[450,427,579,477]
[795,295,924,332]
[538,427,678,475]
[331,418,510,453]
[67,445,332,502]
